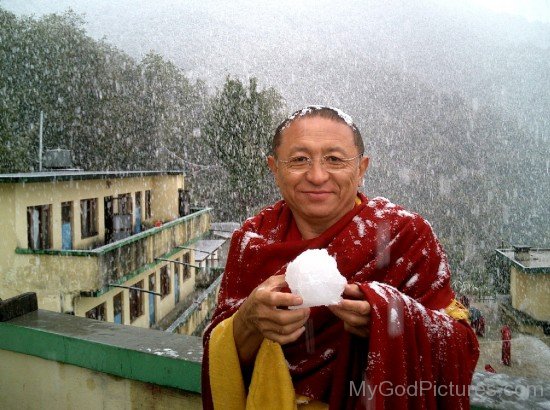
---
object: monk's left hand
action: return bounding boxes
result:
[328,283,371,338]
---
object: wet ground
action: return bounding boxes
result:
[472,299,550,380]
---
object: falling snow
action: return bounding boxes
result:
[1,0,549,387]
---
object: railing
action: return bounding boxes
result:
[15,208,212,294]
[166,270,223,335]
[96,209,211,284]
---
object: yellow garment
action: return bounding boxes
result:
[208,295,466,409]
[444,299,470,323]
[209,315,328,409]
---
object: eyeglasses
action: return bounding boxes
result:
[277,154,362,173]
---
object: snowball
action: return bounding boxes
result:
[285,249,347,308]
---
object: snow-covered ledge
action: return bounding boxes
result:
[470,371,550,409]
[0,295,548,409]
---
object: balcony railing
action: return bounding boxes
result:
[15,208,211,294]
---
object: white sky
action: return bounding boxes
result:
[467,0,550,23]
[2,0,550,24]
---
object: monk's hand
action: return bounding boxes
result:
[328,283,371,338]
[235,274,310,346]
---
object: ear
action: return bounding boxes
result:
[267,155,277,175]
[358,156,369,178]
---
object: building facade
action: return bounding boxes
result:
[495,246,550,336]
[0,171,212,328]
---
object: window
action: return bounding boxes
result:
[145,190,152,219]
[80,198,98,238]
[85,303,106,321]
[183,252,191,280]
[61,201,73,250]
[27,205,52,250]
[178,189,190,217]
[113,292,123,324]
[117,193,132,215]
[129,280,144,322]
[160,265,171,298]
[148,273,156,326]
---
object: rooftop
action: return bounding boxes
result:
[0,170,185,183]
[1,306,549,409]
[0,309,202,392]
[496,248,550,273]
[210,222,240,239]
[190,239,226,262]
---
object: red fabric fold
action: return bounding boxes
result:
[202,193,479,409]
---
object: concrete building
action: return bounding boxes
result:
[495,246,550,336]
[0,170,215,329]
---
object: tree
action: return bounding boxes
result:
[202,77,285,221]
[0,8,207,172]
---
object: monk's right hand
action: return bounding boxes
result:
[234,274,310,362]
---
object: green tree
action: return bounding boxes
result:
[0,8,207,172]
[203,77,285,221]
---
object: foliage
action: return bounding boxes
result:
[0,8,206,172]
[2,7,548,295]
[201,77,285,221]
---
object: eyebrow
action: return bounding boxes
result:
[287,146,350,156]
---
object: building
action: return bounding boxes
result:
[0,170,216,329]
[495,246,550,336]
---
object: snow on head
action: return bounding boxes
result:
[285,249,347,308]
[281,105,356,132]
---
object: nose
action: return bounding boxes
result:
[304,159,330,185]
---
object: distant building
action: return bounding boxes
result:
[0,170,222,329]
[495,246,550,336]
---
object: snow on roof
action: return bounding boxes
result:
[210,222,240,239]
[497,248,550,271]
[189,239,226,262]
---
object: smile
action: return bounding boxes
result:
[301,191,333,200]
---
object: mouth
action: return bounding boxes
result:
[301,191,333,200]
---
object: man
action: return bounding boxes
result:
[202,106,479,409]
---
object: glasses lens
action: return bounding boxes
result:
[281,154,360,173]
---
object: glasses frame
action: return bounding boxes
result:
[277,153,363,173]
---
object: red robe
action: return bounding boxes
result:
[501,325,511,366]
[203,194,479,409]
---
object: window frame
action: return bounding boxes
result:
[27,204,52,250]
[80,198,98,238]
[145,190,152,219]
[160,265,171,299]
[129,280,144,322]
[113,292,124,324]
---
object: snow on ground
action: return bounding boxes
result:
[473,300,550,380]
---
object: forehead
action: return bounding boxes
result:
[279,116,355,152]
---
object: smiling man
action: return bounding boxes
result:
[202,106,479,409]
[267,111,369,240]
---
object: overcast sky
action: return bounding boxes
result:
[3,0,550,22]
[2,0,549,112]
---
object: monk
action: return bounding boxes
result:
[202,106,479,409]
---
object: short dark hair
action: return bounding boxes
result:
[272,106,364,156]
